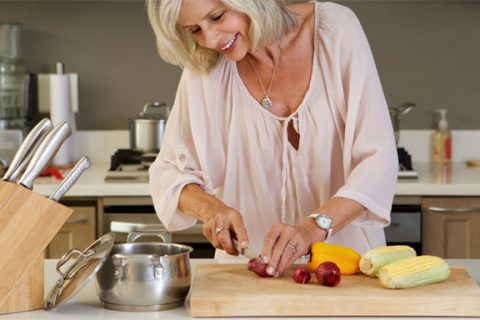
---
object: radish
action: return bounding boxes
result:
[292,267,311,284]
[315,261,341,287]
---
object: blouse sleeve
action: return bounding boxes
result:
[148,69,219,232]
[324,5,398,227]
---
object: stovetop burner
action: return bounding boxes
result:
[109,149,157,171]
[105,149,157,183]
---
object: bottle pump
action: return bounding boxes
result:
[432,109,452,165]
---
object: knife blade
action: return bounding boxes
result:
[2,118,53,182]
[232,238,263,261]
[49,156,90,201]
[17,122,71,189]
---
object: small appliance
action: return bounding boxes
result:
[0,23,33,169]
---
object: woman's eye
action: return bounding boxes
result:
[190,27,201,34]
[211,11,224,21]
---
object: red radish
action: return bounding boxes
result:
[315,261,341,287]
[247,258,271,277]
[292,267,311,284]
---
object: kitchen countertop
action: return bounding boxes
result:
[32,162,480,198]
[2,258,479,320]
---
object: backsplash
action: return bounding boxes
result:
[1,1,479,130]
[76,130,480,164]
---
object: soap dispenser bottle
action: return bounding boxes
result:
[432,109,452,165]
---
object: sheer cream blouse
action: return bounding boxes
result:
[149,2,398,258]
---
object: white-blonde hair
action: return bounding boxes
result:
[146,0,298,74]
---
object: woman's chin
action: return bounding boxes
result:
[222,51,247,62]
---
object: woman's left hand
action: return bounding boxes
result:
[261,222,319,277]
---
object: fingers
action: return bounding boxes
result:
[217,227,237,255]
[262,223,309,277]
[276,235,307,277]
[202,207,248,256]
[230,214,249,248]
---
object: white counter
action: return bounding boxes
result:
[32,162,480,198]
[395,162,480,196]
[1,259,479,320]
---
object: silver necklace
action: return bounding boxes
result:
[246,43,282,109]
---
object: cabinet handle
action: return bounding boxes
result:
[427,206,480,213]
[66,217,89,224]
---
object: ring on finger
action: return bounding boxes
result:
[215,226,228,235]
[287,241,297,254]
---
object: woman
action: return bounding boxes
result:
[147,0,398,278]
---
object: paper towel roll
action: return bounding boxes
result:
[50,72,77,167]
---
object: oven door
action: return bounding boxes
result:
[385,204,422,254]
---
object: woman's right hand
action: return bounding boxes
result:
[202,205,249,256]
[178,183,249,256]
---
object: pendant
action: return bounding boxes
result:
[262,97,272,109]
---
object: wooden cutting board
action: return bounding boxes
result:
[188,263,480,317]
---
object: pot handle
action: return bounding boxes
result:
[127,230,172,243]
[139,101,169,117]
[110,221,172,243]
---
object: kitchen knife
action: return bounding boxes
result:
[49,156,90,201]
[17,122,71,189]
[2,118,53,182]
[232,238,263,261]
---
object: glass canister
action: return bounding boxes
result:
[0,23,30,129]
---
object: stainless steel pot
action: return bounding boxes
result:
[129,102,170,153]
[44,232,193,312]
[95,238,193,311]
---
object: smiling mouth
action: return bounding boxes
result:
[221,33,238,51]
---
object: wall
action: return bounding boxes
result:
[1,0,479,130]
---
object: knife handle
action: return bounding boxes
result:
[18,122,71,189]
[2,118,52,181]
[49,156,90,201]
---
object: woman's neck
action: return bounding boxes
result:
[245,2,314,67]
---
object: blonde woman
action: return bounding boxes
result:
[147,0,398,278]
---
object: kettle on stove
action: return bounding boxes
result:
[388,102,416,146]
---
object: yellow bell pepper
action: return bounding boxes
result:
[307,242,361,275]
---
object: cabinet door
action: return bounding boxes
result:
[46,207,96,258]
[422,197,480,258]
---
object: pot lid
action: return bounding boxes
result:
[44,233,115,310]
[135,101,170,120]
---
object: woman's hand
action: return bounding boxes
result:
[261,222,321,277]
[202,205,249,256]
[178,183,249,256]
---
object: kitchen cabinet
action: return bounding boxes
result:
[422,197,480,258]
[46,205,96,259]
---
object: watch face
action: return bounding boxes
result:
[316,215,332,229]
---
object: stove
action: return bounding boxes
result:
[104,149,156,183]
[105,148,418,182]
[397,147,418,179]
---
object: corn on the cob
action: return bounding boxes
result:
[378,255,450,289]
[359,245,416,277]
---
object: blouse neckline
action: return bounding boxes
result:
[231,2,319,122]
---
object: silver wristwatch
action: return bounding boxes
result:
[308,213,333,240]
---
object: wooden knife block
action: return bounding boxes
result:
[0,180,73,314]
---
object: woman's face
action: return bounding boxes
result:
[178,0,251,61]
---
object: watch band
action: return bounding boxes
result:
[308,213,333,240]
